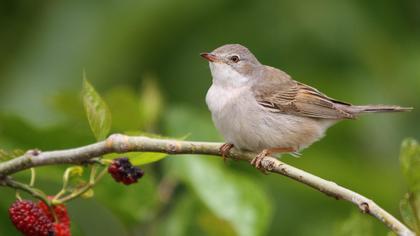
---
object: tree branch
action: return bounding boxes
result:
[0,134,415,236]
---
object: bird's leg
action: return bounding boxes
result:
[219,143,234,162]
[251,147,295,172]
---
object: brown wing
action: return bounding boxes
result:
[252,66,355,119]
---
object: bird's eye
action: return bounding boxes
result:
[230,55,240,63]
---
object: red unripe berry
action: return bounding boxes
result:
[53,222,71,236]
[38,200,71,235]
[9,200,53,236]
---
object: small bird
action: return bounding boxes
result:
[201,44,412,170]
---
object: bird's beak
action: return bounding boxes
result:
[200,52,218,62]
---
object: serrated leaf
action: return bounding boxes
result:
[104,152,168,166]
[400,138,420,192]
[82,76,112,141]
[399,139,420,234]
[400,193,420,233]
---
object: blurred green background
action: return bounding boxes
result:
[1,0,420,235]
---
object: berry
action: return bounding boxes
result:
[9,200,53,236]
[108,157,144,185]
[38,200,71,236]
[53,222,71,236]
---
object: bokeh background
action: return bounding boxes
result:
[1,0,420,235]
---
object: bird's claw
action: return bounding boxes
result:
[250,150,270,174]
[251,147,297,174]
[219,143,234,162]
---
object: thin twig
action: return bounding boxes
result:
[0,134,415,236]
[0,177,50,204]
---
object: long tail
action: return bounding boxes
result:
[345,104,413,114]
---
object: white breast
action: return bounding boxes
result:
[206,83,259,149]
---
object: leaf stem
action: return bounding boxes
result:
[54,165,107,204]
[29,168,36,187]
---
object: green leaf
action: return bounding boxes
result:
[400,138,420,192]
[104,152,168,166]
[400,193,420,233]
[399,138,420,234]
[82,76,112,141]
[334,211,373,236]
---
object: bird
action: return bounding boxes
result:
[200,44,412,170]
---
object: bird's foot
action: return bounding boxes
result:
[219,143,234,162]
[250,149,271,174]
[251,147,295,174]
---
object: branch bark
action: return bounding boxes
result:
[0,134,415,236]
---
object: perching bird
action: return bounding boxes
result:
[201,44,411,169]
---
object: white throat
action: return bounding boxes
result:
[209,62,249,88]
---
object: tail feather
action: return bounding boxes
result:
[345,105,413,114]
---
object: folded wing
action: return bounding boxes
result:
[252,66,355,120]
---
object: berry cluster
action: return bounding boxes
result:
[9,200,53,236]
[39,200,71,236]
[108,157,144,185]
[9,199,71,236]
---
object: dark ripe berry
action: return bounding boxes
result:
[9,200,54,236]
[38,200,71,234]
[108,157,144,185]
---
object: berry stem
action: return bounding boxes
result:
[53,166,84,202]
[3,177,49,203]
[2,177,57,221]
[53,164,108,204]
[29,168,36,187]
